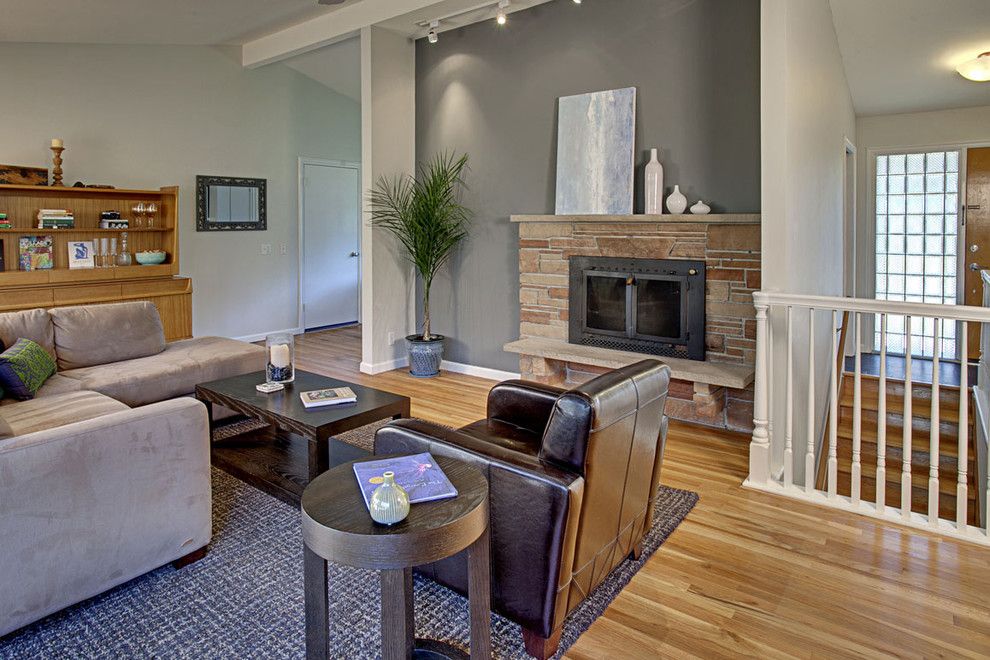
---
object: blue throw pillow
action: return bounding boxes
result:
[0,338,56,400]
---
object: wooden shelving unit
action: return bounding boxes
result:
[0,184,192,340]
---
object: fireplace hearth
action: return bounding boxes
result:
[568,256,706,360]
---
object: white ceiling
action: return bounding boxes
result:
[830,0,990,117]
[283,37,361,101]
[0,0,351,45]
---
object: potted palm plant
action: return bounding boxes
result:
[369,152,471,378]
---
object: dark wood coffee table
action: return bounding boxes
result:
[195,370,411,505]
[302,455,491,660]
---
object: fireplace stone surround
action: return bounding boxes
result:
[504,214,760,432]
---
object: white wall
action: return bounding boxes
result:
[761,0,856,482]
[0,43,360,339]
[855,105,990,299]
[359,26,416,374]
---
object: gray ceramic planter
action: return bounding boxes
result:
[406,335,444,378]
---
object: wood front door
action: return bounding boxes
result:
[965,147,990,360]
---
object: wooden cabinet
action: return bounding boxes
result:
[0,184,192,340]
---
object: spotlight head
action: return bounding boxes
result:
[427,19,439,43]
[496,0,510,25]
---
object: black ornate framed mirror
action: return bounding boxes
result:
[196,175,267,231]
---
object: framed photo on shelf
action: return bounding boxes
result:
[67,240,95,269]
[19,235,54,271]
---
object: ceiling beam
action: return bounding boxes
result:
[241,0,441,68]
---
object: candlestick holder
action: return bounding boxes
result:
[50,146,65,187]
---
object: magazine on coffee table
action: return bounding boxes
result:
[353,452,458,509]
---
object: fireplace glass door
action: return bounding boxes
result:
[586,273,630,336]
[634,277,683,339]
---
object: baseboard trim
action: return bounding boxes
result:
[232,327,303,343]
[360,356,409,375]
[441,360,520,382]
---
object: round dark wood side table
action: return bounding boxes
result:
[301,455,491,660]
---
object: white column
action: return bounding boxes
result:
[360,25,416,374]
[749,297,772,485]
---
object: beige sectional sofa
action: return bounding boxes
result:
[0,301,265,637]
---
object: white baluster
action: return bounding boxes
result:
[902,316,913,521]
[852,312,862,505]
[828,309,839,498]
[876,314,887,512]
[806,308,816,493]
[957,321,968,530]
[749,297,771,484]
[768,306,775,450]
[929,318,941,525]
[784,306,793,488]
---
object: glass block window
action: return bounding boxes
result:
[874,150,960,358]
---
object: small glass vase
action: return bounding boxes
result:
[369,471,410,525]
[266,332,295,384]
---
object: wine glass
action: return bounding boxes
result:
[132,202,146,229]
[145,202,158,229]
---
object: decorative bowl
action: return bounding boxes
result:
[135,250,167,265]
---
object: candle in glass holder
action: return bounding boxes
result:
[266,332,295,384]
[50,138,63,149]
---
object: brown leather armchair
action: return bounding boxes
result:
[374,359,671,659]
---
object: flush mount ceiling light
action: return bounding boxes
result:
[496,0,510,25]
[957,51,990,82]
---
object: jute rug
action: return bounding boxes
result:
[0,420,698,659]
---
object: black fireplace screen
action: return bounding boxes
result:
[569,257,705,360]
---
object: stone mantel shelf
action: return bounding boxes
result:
[504,337,755,390]
[511,213,760,224]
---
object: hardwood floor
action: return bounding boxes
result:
[296,326,990,659]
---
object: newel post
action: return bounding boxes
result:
[749,293,772,484]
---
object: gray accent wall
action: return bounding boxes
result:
[416,0,760,372]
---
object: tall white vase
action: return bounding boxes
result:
[645,148,664,215]
[666,185,688,214]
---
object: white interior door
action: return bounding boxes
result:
[301,161,360,330]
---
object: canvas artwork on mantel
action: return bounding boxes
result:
[555,87,636,215]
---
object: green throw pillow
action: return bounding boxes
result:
[0,338,56,400]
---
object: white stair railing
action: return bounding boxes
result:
[745,290,990,545]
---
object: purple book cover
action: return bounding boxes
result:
[353,452,458,509]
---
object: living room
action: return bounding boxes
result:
[1,0,989,658]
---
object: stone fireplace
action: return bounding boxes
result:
[504,214,761,432]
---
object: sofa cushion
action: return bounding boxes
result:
[0,308,55,360]
[50,301,166,371]
[0,374,85,407]
[0,338,58,401]
[59,336,265,407]
[0,390,128,439]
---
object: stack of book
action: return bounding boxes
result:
[0,213,11,229]
[37,209,75,229]
[99,219,129,229]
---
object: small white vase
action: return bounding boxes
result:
[644,148,664,215]
[369,471,410,525]
[690,200,711,215]
[666,185,688,215]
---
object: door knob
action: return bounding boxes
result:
[349,251,360,257]
[968,262,987,271]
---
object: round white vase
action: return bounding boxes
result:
[690,200,711,215]
[644,148,664,215]
[369,471,411,525]
[666,185,688,215]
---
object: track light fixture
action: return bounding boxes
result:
[427,19,439,44]
[496,0,509,25]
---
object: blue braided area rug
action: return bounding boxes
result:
[0,423,698,659]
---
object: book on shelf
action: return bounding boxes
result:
[299,386,357,409]
[18,235,54,271]
[353,452,458,509]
